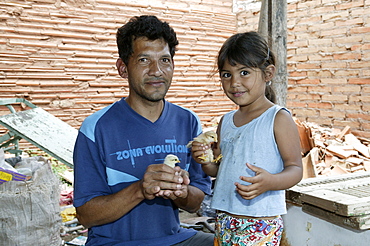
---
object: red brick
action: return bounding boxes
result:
[291,108,318,117]
[289,40,308,48]
[289,71,307,77]
[336,1,364,10]
[333,36,363,44]
[352,130,370,139]
[287,101,306,108]
[307,102,332,109]
[296,78,320,85]
[348,78,370,84]
[295,63,320,70]
[308,54,333,62]
[353,95,370,103]
[320,27,347,37]
[350,26,370,34]
[296,94,321,100]
[335,17,364,27]
[288,54,309,62]
[349,61,370,69]
[333,53,361,60]
[322,94,348,102]
[334,103,361,111]
[291,25,309,32]
[347,113,370,121]
[333,120,360,129]
[307,86,332,93]
[288,86,308,92]
[333,85,361,93]
[320,110,346,118]
[306,117,332,126]
[320,78,347,84]
[362,43,370,50]
[321,12,348,22]
[308,38,333,46]
[333,70,360,77]
[314,70,332,77]
[312,5,335,14]
[297,0,321,9]
[321,61,347,69]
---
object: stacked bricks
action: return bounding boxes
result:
[0,0,237,138]
[237,0,370,138]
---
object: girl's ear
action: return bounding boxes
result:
[265,64,276,82]
[116,58,128,78]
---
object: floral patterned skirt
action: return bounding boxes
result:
[214,212,283,246]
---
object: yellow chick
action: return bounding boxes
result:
[164,154,180,168]
[186,130,222,163]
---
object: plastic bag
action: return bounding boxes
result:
[0,156,62,245]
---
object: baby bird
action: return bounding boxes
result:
[164,154,180,168]
[187,130,222,163]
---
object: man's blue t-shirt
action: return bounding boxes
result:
[73,98,211,246]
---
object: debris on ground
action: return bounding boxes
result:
[295,118,370,179]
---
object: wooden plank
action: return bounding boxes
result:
[326,145,358,159]
[301,189,370,216]
[0,107,77,167]
[287,172,370,203]
[345,134,370,158]
[302,149,317,179]
[336,125,351,140]
[302,203,370,230]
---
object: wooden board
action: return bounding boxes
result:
[0,107,77,168]
[302,203,370,230]
[287,172,370,230]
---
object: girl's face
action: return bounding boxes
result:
[220,60,268,107]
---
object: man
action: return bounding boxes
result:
[73,15,213,245]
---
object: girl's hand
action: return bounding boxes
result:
[234,163,275,200]
[190,141,212,165]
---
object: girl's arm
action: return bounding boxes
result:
[235,110,303,199]
[191,117,223,177]
[272,109,303,189]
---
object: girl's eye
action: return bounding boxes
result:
[241,70,249,76]
[221,72,231,78]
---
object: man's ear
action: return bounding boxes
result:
[265,64,276,82]
[116,58,128,78]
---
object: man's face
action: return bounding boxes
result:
[125,37,174,102]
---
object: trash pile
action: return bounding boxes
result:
[58,172,88,245]
[0,150,63,246]
[295,118,370,179]
[0,148,87,245]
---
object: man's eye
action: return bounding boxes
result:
[162,58,171,63]
[139,58,148,63]
[241,70,249,76]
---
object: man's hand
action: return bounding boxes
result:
[156,166,190,200]
[141,164,190,200]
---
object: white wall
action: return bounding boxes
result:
[283,203,370,246]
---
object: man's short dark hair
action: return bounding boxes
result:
[116,15,179,65]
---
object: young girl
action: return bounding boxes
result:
[192,31,303,245]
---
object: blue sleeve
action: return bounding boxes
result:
[73,128,109,208]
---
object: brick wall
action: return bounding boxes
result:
[2,0,369,150]
[0,0,237,138]
[237,0,370,138]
